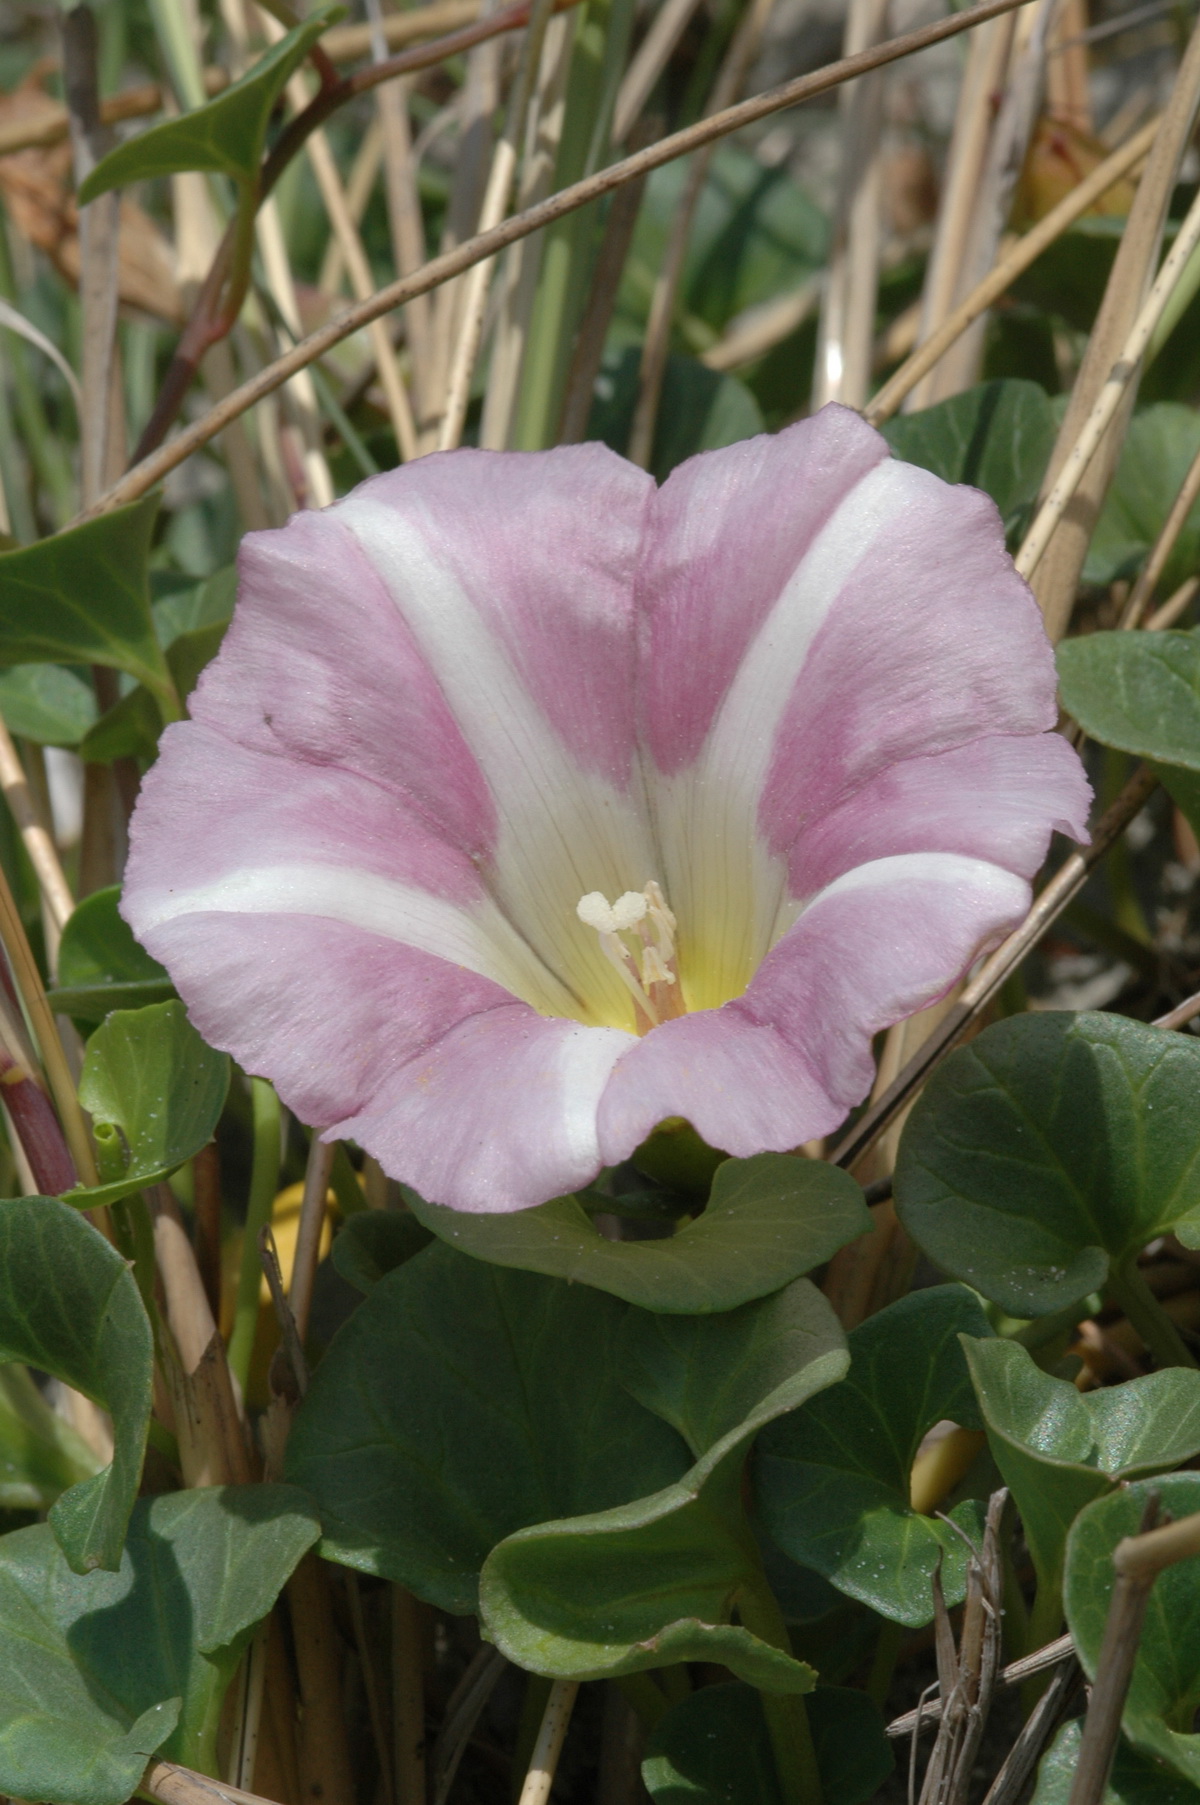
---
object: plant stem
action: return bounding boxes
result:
[738,1581,825,1805]
[1106,1256,1199,1370]
[227,1077,282,1389]
[865,1618,904,1709]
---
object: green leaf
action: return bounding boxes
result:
[0,497,174,709]
[479,1278,844,1688]
[285,1243,692,1614]
[1065,1474,1200,1787]
[643,1682,893,1805]
[895,1012,1200,1316]
[1085,404,1200,590]
[152,565,236,647]
[78,685,162,767]
[406,1154,870,1313]
[0,1485,319,1805]
[330,1212,433,1293]
[67,1001,229,1210]
[49,886,174,1023]
[1033,1720,1200,1805]
[0,1364,102,1511]
[753,1286,992,1626]
[1058,629,1200,769]
[0,665,97,747]
[880,380,1057,537]
[0,1197,153,1573]
[80,7,343,198]
[962,1335,1200,1616]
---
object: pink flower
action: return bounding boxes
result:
[123,406,1090,1213]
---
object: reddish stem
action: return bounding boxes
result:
[0,1052,78,1196]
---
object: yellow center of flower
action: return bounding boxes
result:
[575,881,685,1034]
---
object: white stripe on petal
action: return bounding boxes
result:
[651,459,925,1012]
[133,863,586,1020]
[335,493,659,1030]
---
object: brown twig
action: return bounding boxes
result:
[888,1633,1076,1737]
[1066,1493,1164,1805]
[1119,437,1200,627]
[80,0,1040,521]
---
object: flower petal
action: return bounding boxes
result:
[635,409,1073,1010]
[125,723,581,1017]
[138,906,631,1212]
[785,732,1092,901]
[192,505,497,856]
[598,853,1029,1160]
[331,446,662,1026]
[331,1009,632,1213]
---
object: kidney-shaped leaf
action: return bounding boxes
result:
[1058,629,1200,771]
[881,379,1057,538]
[0,1485,319,1805]
[0,665,97,747]
[0,497,173,710]
[643,1681,893,1805]
[1033,1719,1200,1805]
[1065,1474,1200,1788]
[479,1279,845,1690]
[80,7,342,197]
[753,1286,992,1627]
[285,1243,691,1615]
[894,1012,1200,1317]
[0,1197,152,1574]
[49,887,174,1023]
[963,1335,1200,1619]
[406,1154,870,1313]
[67,1001,230,1210]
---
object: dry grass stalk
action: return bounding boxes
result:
[627,0,779,466]
[868,113,1159,424]
[0,720,73,948]
[288,1553,358,1805]
[479,11,575,449]
[906,12,1016,410]
[80,0,1038,522]
[1031,9,1200,643]
[1065,1494,1165,1805]
[928,0,1054,399]
[438,0,559,449]
[517,1679,580,1805]
[1016,175,1200,583]
[286,1137,336,1345]
[916,1490,1005,1805]
[813,0,889,410]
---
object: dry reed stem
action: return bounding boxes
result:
[1031,9,1200,643]
[1146,573,1200,629]
[78,0,1039,522]
[318,119,383,295]
[866,114,1159,425]
[0,721,73,941]
[1015,177,1200,583]
[438,0,558,449]
[517,1680,580,1805]
[906,14,1016,411]
[299,113,419,458]
[1066,1495,1164,1805]
[288,1553,358,1805]
[628,0,778,465]
[611,0,706,142]
[392,1586,428,1805]
[812,0,889,410]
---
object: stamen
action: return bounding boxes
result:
[576,881,682,1032]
